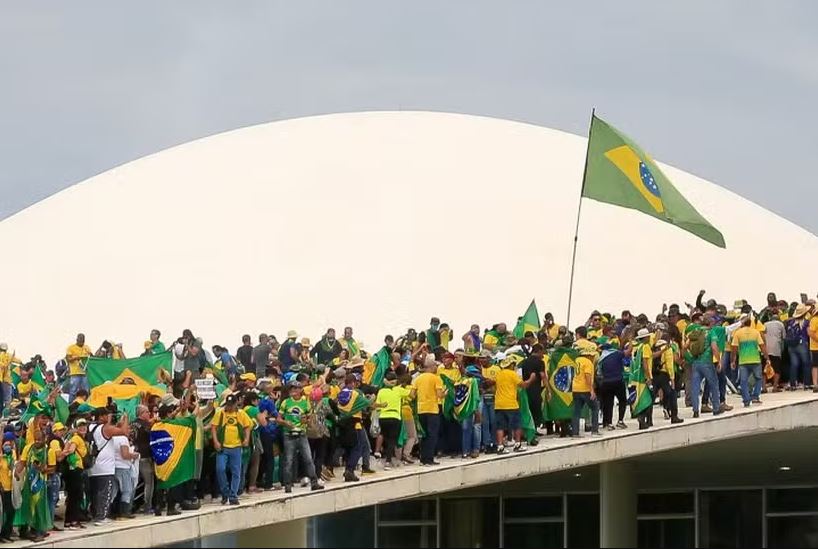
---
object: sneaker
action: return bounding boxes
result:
[300,477,310,487]
[605,425,616,431]
[427,460,442,466]
[616,421,627,429]
[720,403,734,412]
[671,417,684,424]
[752,398,762,404]
[384,461,393,470]
[469,451,480,459]
[343,470,360,482]
[744,402,751,408]
[373,452,382,459]
[361,468,376,475]
[284,485,293,493]
[461,454,469,459]
[693,411,700,418]
[228,499,240,506]
[94,519,112,526]
[311,483,325,491]
[401,456,415,464]
[701,404,713,413]
[221,497,228,505]
[497,446,507,455]
[513,443,526,452]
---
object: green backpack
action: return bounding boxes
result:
[687,328,707,358]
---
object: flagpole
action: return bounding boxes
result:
[565,107,595,329]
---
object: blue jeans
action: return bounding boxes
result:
[461,415,481,454]
[572,392,599,434]
[788,342,810,386]
[739,364,763,404]
[68,375,88,402]
[216,447,243,500]
[47,473,61,521]
[115,467,134,507]
[692,362,720,414]
[480,398,496,450]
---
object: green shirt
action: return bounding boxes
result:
[280,397,310,434]
[151,341,166,354]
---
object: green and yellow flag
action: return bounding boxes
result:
[628,344,654,417]
[442,376,480,421]
[513,300,541,340]
[86,351,170,407]
[545,347,578,421]
[583,115,725,248]
[151,415,196,489]
[336,387,370,418]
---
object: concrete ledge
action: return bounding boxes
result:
[24,392,818,548]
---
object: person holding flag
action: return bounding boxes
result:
[628,329,655,430]
[373,372,408,469]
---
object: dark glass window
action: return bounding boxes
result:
[567,494,599,548]
[504,496,563,519]
[768,516,818,548]
[638,519,695,549]
[504,523,564,549]
[699,490,762,549]
[313,506,375,548]
[440,498,499,548]
[378,525,437,548]
[767,488,818,513]
[378,499,436,522]
[638,492,694,515]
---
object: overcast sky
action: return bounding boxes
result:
[1,2,817,232]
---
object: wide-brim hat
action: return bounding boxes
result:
[346,356,366,369]
[287,330,298,339]
[300,338,311,347]
[160,393,180,408]
[794,304,811,319]
[634,328,652,340]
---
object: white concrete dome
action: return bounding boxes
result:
[3,111,817,362]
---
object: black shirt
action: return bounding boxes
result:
[132,419,152,457]
[310,338,342,365]
[520,355,544,399]
[236,345,254,369]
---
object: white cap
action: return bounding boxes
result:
[0,343,7,351]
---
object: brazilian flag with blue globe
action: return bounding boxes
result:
[583,115,725,248]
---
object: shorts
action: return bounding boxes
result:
[495,410,521,432]
[770,355,783,376]
[811,351,818,368]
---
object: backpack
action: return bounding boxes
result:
[687,328,707,359]
[84,424,110,470]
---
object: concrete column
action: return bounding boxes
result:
[600,461,637,548]
[236,517,308,548]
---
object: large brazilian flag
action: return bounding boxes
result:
[545,347,577,420]
[442,376,480,421]
[336,387,370,418]
[86,351,170,407]
[583,114,725,248]
[151,415,197,489]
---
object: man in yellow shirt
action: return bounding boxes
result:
[572,347,600,436]
[652,341,683,425]
[411,356,444,465]
[211,394,252,504]
[436,352,462,458]
[66,333,92,402]
[493,360,537,454]
[0,343,21,413]
[731,316,770,407]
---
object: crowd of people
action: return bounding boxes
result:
[0,289,815,542]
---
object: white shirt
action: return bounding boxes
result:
[113,435,132,470]
[89,423,117,477]
[173,342,186,373]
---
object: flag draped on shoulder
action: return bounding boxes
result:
[151,415,196,489]
[517,388,537,443]
[545,347,578,420]
[513,300,541,340]
[442,376,480,421]
[583,114,725,248]
[367,347,391,388]
[628,344,653,417]
[336,387,370,418]
[86,351,170,407]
